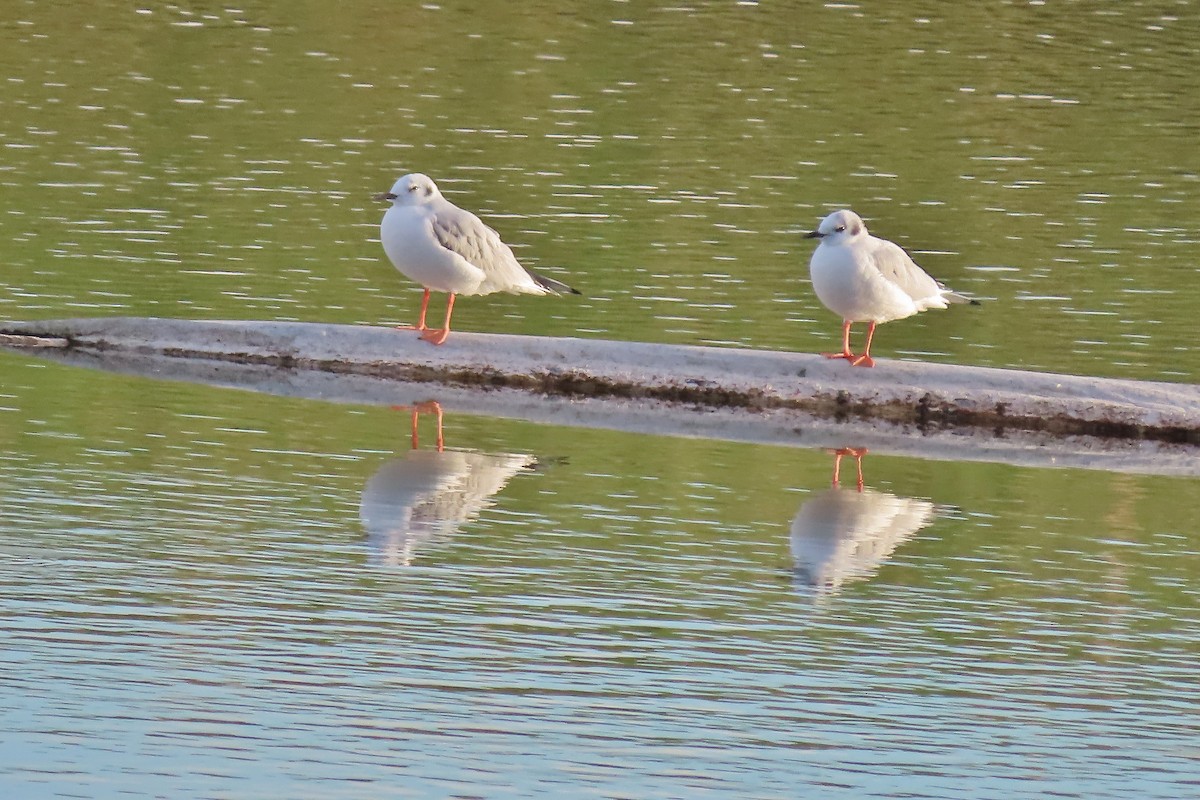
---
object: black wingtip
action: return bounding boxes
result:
[969,298,983,306]
[529,268,581,297]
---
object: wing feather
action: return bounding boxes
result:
[430,208,545,294]
[867,238,944,302]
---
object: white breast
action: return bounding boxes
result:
[380,206,486,295]
[810,243,920,323]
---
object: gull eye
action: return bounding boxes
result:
[835,225,846,232]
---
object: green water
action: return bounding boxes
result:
[2,1,1198,377]
[3,352,1199,798]
[2,3,1198,798]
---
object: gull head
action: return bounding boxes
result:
[373,173,442,205]
[805,209,867,243]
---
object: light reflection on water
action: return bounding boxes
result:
[2,362,1198,798]
[790,448,940,598]
[360,404,540,567]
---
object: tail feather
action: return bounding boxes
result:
[528,268,581,296]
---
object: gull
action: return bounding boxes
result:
[805,209,977,367]
[374,173,579,345]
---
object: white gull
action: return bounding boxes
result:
[375,173,579,345]
[806,209,977,367]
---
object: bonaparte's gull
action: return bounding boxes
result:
[374,173,579,345]
[806,209,977,367]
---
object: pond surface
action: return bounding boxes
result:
[2,1,1198,381]
[3,355,1199,799]
[1,2,1198,798]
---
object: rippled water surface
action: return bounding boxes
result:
[2,1,1198,379]
[2,2,1199,798]
[3,355,1199,798]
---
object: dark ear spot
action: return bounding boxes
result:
[850,222,862,235]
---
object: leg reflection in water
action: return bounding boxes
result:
[830,446,868,491]
[393,400,444,452]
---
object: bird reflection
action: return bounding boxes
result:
[790,448,937,595]
[359,402,537,566]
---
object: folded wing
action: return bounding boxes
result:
[431,207,552,296]
[869,239,971,309]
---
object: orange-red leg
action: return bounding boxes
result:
[823,320,857,362]
[420,293,456,346]
[831,447,868,491]
[394,288,431,332]
[824,320,877,367]
[850,322,877,368]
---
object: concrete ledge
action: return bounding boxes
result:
[2,317,1197,475]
